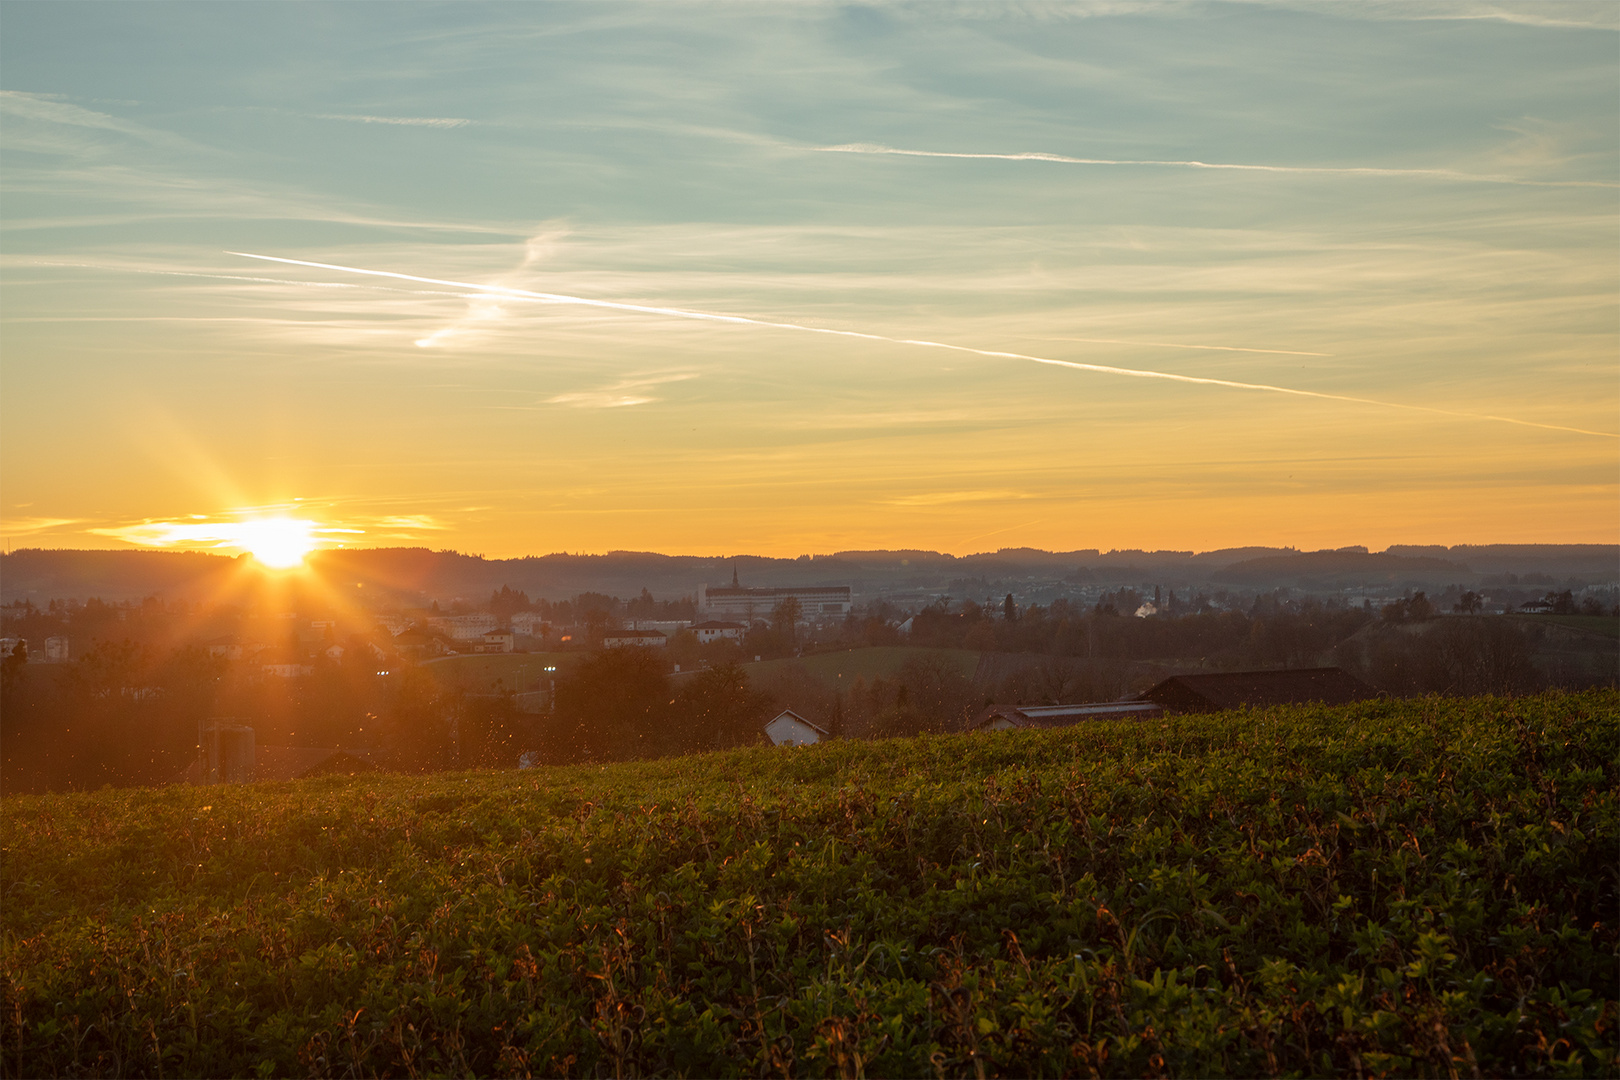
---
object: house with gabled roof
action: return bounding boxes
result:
[764,709,829,746]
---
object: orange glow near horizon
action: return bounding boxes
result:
[81,513,350,567]
[236,518,318,569]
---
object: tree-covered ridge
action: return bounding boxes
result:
[3,691,1614,1077]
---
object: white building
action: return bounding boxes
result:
[690,620,746,644]
[43,637,69,663]
[509,612,547,635]
[476,629,515,654]
[374,614,412,637]
[602,628,667,649]
[427,613,498,640]
[764,709,830,746]
[697,583,852,620]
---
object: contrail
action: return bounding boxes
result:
[815,143,1620,190]
[1044,336,1329,358]
[227,251,1617,440]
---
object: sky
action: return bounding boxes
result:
[2,1,1616,560]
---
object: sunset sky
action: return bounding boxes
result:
[2,1,1616,560]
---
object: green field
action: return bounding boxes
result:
[3,691,1615,1077]
[745,645,981,684]
[1512,614,1620,640]
[418,652,578,693]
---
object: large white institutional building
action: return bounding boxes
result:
[697,582,852,620]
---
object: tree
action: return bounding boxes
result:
[1003,594,1017,623]
[671,663,773,751]
[771,598,802,649]
[550,647,671,762]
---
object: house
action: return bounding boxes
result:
[1139,667,1375,714]
[259,649,314,678]
[374,614,412,637]
[602,628,667,649]
[509,611,547,635]
[764,709,829,746]
[427,613,498,640]
[205,635,244,660]
[972,700,1163,731]
[690,620,746,644]
[393,627,458,659]
[42,637,69,662]
[476,628,515,654]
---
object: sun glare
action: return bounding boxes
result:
[238,518,317,569]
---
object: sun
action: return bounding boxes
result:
[237,517,317,569]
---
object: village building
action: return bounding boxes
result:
[391,627,458,659]
[764,709,830,746]
[374,614,412,637]
[427,613,498,640]
[509,611,547,635]
[690,620,746,644]
[475,628,515,654]
[697,569,852,620]
[602,628,668,648]
[205,635,245,660]
[259,649,314,678]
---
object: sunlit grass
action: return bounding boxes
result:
[3,690,1615,1077]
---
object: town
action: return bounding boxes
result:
[2,544,1614,793]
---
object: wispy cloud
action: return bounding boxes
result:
[545,371,699,409]
[414,225,569,349]
[312,113,473,128]
[813,142,1618,189]
[227,251,1620,440]
[885,490,1029,507]
[89,508,448,551]
[0,516,82,536]
[1297,1,1620,31]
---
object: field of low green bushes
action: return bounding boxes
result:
[3,690,1615,1077]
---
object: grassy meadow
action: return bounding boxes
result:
[2,690,1615,1078]
[743,646,981,684]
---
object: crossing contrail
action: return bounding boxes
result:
[226,251,1618,440]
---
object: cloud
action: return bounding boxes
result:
[88,509,447,551]
[813,142,1618,189]
[312,113,473,128]
[1291,1,1620,31]
[0,516,82,536]
[227,251,1620,440]
[545,371,698,409]
[414,225,569,348]
[885,490,1029,507]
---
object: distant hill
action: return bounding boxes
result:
[1212,549,1473,586]
[2,542,1613,606]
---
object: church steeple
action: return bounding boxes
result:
[732,563,739,587]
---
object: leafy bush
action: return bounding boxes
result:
[3,690,1615,1077]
